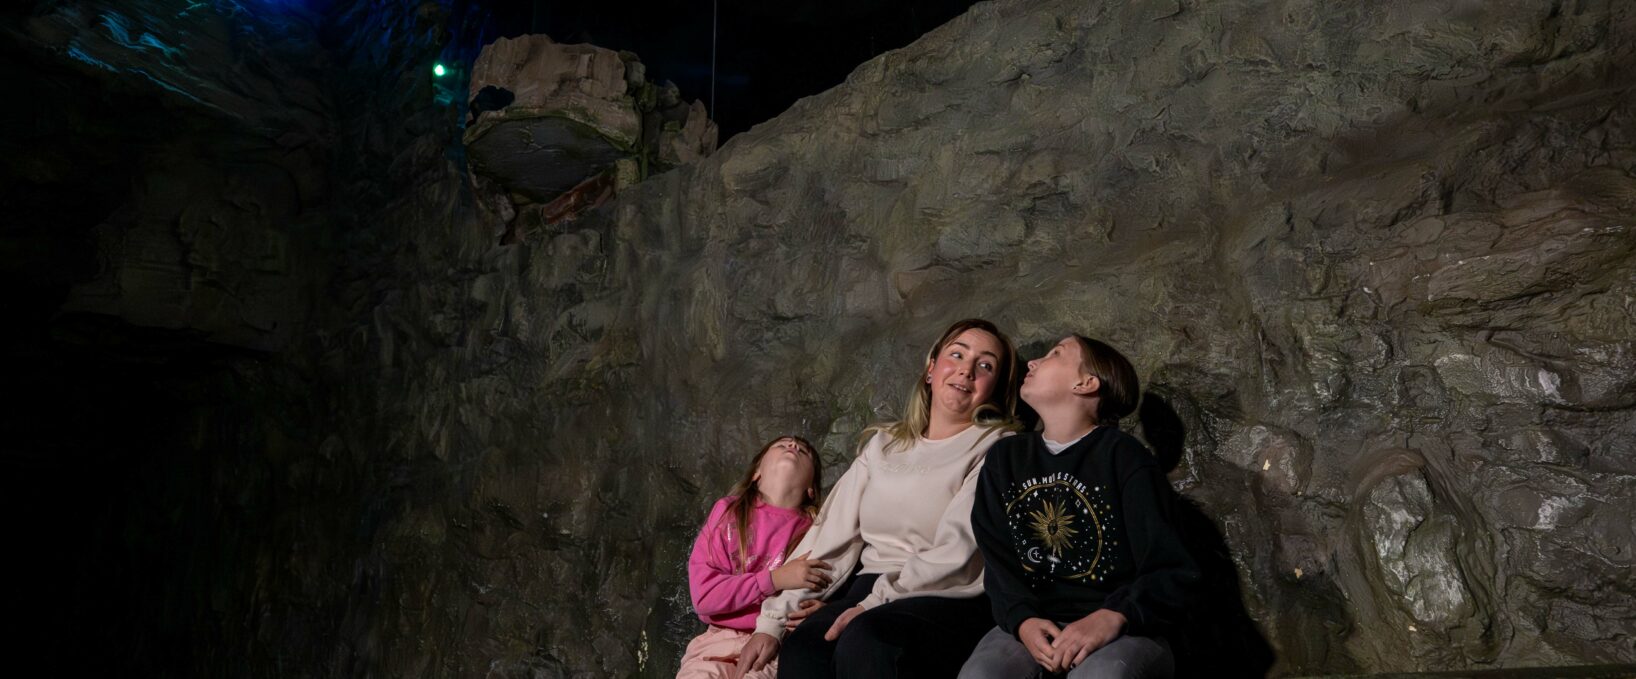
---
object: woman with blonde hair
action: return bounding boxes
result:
[732,318,1022,679]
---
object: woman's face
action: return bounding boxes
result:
[926,328,1004,421]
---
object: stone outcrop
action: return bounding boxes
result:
[464,35,718,235]
[464,36,642,202]
[5,0,1636,677]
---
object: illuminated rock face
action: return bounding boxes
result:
[5,0,1636,677]
[464,36,643,202]
[462,1,1636,675]
[463,34,718,226]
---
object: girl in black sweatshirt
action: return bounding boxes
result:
[959,336,1199,678]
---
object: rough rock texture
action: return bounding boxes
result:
[6,0,1636,677]
[465,35,642,202]
[464,35,718,211]
[469,35,643,144]
[445,0,1635,674]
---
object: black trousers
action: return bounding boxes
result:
[779,572,993,679]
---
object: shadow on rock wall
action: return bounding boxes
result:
[1139,393,1278,677]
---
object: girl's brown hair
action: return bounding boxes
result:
[869,318,1022,453]
[1072,335,1140,427]
[723,435,824,570]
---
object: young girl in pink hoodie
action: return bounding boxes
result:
[677,436,830,679]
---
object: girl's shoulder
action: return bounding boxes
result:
[984,422,1022,439]
[1103,426,1152,451]
[966,421,1018,450]
[980,430,1043,469]
[986,429,1035,453]
[705,496,739,522]
[1097,429,1161,471]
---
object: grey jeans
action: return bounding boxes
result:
[956,626,1174,679]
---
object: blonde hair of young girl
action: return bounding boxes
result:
[867,318,1022,454]
[722,435,825,569]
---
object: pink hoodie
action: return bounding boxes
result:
[688,497,812,630]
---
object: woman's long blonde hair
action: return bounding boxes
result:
[867,318,1021,453]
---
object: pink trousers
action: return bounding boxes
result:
[676,625,779,679]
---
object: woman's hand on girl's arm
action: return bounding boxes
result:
[731,633,780,679]
[770,551,832,591]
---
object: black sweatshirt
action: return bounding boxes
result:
[972,427,1200,638]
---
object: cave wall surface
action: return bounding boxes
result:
[414,0,1636,675]
[356,0,1636,674]
[6,0,1636,677]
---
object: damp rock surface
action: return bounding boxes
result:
[464,34,718,206]
[458,0,1634,674]
[5,0,1636,677]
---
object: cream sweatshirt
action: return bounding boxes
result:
[753,423,1007,639]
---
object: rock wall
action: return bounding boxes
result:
[424,0,1636,674]
[5,0,1635,677]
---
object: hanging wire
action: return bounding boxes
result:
[710,0,718,115]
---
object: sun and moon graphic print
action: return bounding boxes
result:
[1003,471,1121,583]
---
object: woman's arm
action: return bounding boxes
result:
[750,445,873,639]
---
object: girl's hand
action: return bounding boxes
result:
[822,605,865,641]
[1050,609,1125,670]
[770,551,832,591]
[1018,617,1063,670]
[785,598,823,630]
[730,633,779,679]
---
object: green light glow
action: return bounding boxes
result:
[432,63,447,77]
